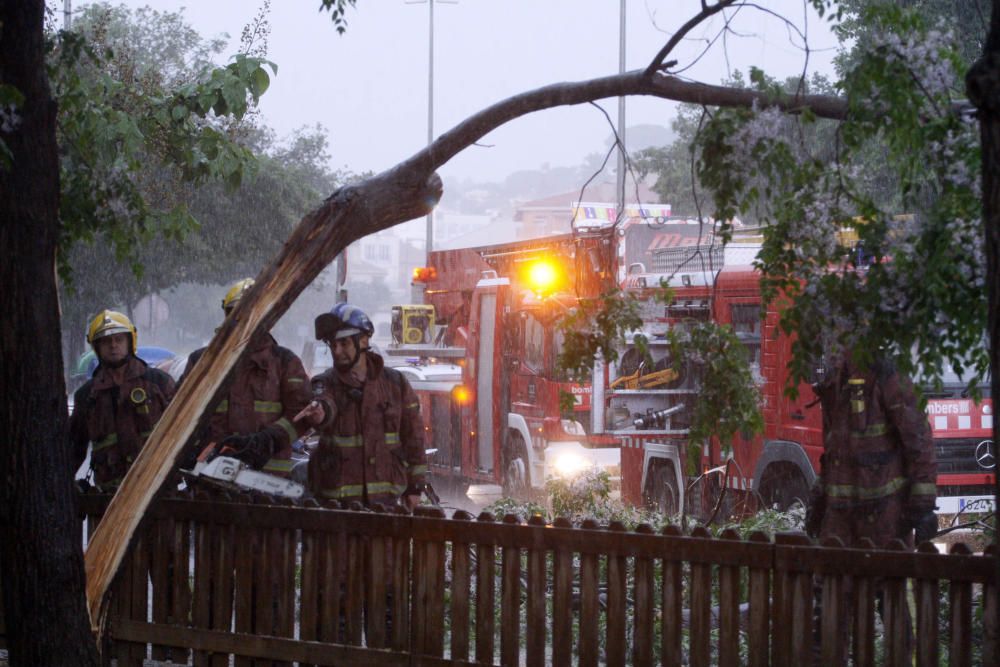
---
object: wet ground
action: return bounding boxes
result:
[432,481,503,516]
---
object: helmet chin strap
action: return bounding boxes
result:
[334,335,369,372]
[101,352,131,370]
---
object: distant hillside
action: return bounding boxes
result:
[443,123,672,216]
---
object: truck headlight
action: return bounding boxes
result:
[553,452,590,478]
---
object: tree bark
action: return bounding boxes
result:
[0,0,100,664]
[966,0,1000,649]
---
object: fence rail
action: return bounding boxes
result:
[2,491,997,666]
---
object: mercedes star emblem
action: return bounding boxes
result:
[975,440,996,470]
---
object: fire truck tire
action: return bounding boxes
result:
[757,463,809,513]
[644,463,679,516]
[502,432,530,498]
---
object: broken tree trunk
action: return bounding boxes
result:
[82,167,442,628]
[82,68,852,630]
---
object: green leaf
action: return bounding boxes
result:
[250,67,270,98]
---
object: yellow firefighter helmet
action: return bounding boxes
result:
[86,310,137,353]
[222,278,255,313]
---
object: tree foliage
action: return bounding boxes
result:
[668,320,764,466]
[53,5,350,363]
[51,4,276,282]
[687,2,988,395]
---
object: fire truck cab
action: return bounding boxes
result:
[392,230,622,496]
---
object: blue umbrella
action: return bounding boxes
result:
[73,346,176,379]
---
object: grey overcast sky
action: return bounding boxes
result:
[78,1,841,183]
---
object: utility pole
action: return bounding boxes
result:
[594,0,627,436]
[407,0,456,303]
[64,0,72,30]
[616,0,627,212]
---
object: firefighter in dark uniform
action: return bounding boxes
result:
[806,351,937,663]
[806,352,938,547]
[296,303,428,509]
[179,278,312,476]
[70,310,176,491]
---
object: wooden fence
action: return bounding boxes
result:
[2,491,997,666]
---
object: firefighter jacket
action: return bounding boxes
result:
[180,334,311,475]
[308,350,427,506]
[70,355,176,490]
[812,356,937,547]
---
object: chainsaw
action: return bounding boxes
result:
[181,454,307,499]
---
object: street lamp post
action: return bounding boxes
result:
[407,0,457,303]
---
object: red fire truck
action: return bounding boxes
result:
[612,246,995,517]
[392,228,622,495]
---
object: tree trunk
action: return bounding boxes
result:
[966,0,1000,649]
[0,0,100,664]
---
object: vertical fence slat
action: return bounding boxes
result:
[500,514,522,667]
[661,525,684,667]
[367,532,388,649]
[345,532,364,646]
[111,541,133,667]
[984,545,998,667]
[526,515,547,667]
[319,530,344,646]
[150,517,171,661]
[273,525,295,667]
[450,512,474,662]
[689,527,713,667]
[852,574,875,667]
[771,544,789,667]
[820,571,845,666]
[475,513,496,665]
[632,524,655,667]
[790,570,813,665]
[171,514,192,667]
[131,528,150,665]
[391,526,410,652]
[210,523,235,667]
[884,575,909,667]
[551,518,574,667]
[424,508,447,658]
[579,519,600,667]
[949,543,974,667]
[605,522,627,667]
[192,519,212,667]
[232,525,254,667]
[299,529,319,667]
[747,531,771,667]
[915,569,940,667]
[689,563,712,667]
[255,524,276,658]
[411,535,428,655]
[718,529,741,667]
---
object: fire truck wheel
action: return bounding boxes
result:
[644,463,680,516]
[502,432,530,498]
[757,463,809,513]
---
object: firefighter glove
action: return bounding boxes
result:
[909,510,938,545]
[219,431,274,470]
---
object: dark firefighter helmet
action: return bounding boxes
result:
[315,303,375,342]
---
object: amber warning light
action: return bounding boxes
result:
[451,385,472,405]
[412,266,438,283]
[526,260,559,295]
